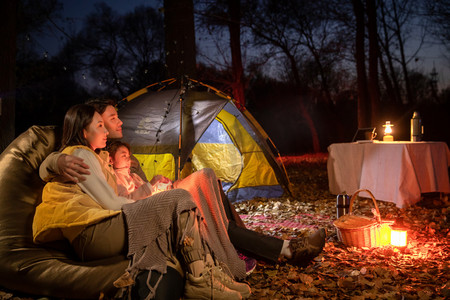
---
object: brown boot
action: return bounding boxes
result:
[288,228,326,266]
[184,267,242,300]
[211,265,251,299]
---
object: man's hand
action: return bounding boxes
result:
[57,154,90,182]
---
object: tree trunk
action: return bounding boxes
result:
[305,35,333,104]
[163,0,197,79]
[379,54,396,103]
[227,0,246,109]
[286,52,320,152]
[0,0,17,152]
[379,0,402,104]
[391,0,412,104]
[352,0,370,128]
[366,0,380,126]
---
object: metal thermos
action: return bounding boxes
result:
[336,194,350,219]
[410,111,422,142]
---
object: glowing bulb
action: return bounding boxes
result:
[391,229,407,247]
[384,121,393,134]
[383,121,394,141]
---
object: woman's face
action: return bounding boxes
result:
[111,146,131,169]
[83,112,109,150]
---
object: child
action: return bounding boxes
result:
[108,141,172,200]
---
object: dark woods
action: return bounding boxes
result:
[7,0,450,154]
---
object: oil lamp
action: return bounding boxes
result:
[382,121,394,141]
[390,218,408,247]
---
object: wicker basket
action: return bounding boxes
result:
[333,189,393,248]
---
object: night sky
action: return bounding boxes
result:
[40,0,162,56]
[36,0,449,89]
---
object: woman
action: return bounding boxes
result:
[32,104,250,300]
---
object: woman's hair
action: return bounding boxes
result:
[107,140,131,158]
[60,104,97,150]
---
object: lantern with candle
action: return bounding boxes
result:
[390,218,408,248]
[382,121,394,141]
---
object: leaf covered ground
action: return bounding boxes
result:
[237,154,450,300]
[1,154,449,300]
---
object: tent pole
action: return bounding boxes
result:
[177,77,186,179]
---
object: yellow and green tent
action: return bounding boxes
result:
[118,78,291,202]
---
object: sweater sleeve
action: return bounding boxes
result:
[73,148,132,210]
[127,180,152,201]
[39,151,63,182]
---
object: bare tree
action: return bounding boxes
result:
[0,0,17,151]
[2,0,63,150]
[73,3,166,98]
[76,3,129,97]
[377,0,426,104]
[285,0,350,105]
[227,0,246,108]
[366,0,380,125]
[351,0,371,128]
[164,0,197,79]
[423,0,450,59]
[243,0,328,152]
[195,0,249,108]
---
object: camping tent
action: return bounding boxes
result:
[118,78,291,202]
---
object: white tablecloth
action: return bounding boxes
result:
[327,141,450,208]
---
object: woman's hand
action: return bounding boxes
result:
[57,154,91,182]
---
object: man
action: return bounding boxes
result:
[40,98,326,270]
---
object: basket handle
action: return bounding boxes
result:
[348,189,381,223]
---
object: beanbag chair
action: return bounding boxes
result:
[0,126,129,298]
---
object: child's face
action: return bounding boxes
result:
[111,146,131,169]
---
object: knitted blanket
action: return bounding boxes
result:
[174,168,246,280]
[121,169,245,298]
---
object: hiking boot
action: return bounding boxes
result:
[184,269,242,300]
[288,228,326,267]
[211,266,251,299]
[238,251,257,276]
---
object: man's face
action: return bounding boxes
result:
[101,105,123,139]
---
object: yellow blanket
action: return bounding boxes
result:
[32,146,120,244]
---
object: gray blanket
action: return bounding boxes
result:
[121,169,246,298]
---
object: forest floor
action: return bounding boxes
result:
[239,154,450,300]
[1,153,449,300]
